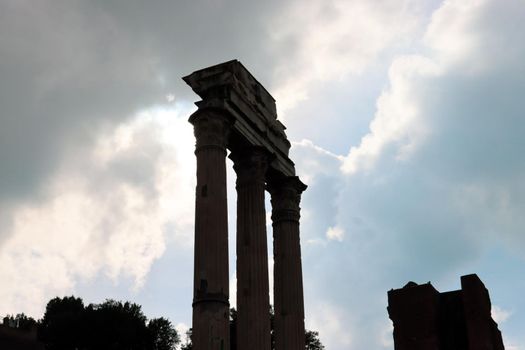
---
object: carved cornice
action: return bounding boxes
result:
[183,60,296,177]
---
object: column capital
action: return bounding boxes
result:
[267,176,307,224]
[230,147,272,187]
[189,109,233,153]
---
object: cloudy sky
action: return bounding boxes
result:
[1,0,524,348]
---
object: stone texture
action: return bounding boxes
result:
[268,176,307,350]
[185,61,307,350]
[462,275,505,350]
[388,274,505,350]
[183,60,295,177]
[231,147,271,350]
[189,108,232,350]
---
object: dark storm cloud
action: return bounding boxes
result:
[0,0,289,201]
[0,0,421,205]
[1,0,160,198]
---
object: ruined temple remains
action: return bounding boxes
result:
[183,60,307,350]
[388,274,505,350]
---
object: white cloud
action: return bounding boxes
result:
[307,302,352,349]
[326,225,345,242]
[269,0,424,115]
[492,305,512,324]
[290,140,344,246]
[175,322,190,346]
[424,0,488,66]
[0,105,196,317]
[292,139,344,185]
[380,320,394,348]
[335,0,525,260]
[341,54,439,174]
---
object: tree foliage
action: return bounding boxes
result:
[2,313,37,330]
[38,296,85,350]
[83,299,151,350]
[36,296,179,350]
[305,330,325,350]
[9,296,322,350]
[148,317,180,350]
[180,329,193,350]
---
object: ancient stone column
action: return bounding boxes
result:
[189,109,231,350]
[231,147,271,350]
[268,176,307,350]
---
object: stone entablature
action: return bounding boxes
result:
[183,60,295,177]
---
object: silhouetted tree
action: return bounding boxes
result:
[305,330,325,350]
[180,328,192,350]
[35,297,322,350]
[83,299,151,350]
[2,313,37,330]
[38,296,85,350]
[37,296,179,350]
[148,317,180,350]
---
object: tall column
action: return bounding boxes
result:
[231,147,271,350]
[190,109,231,350]
[268,176,307,350]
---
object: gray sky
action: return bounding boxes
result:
[1,0,525,349]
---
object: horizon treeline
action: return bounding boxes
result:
[3,295,324,350]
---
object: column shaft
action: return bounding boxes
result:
[269,177,307,350]
[232,148,271,350]
[190,110,230,350]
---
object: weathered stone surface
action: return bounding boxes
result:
[185,61,307,350]
[184,60,295,177]
[268,177,307,350]
[190,109,231,350]
[231,147,272,350]
[388,274,505,350]
[462,275,505,350]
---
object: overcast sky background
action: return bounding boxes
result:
[1,0,524,349]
